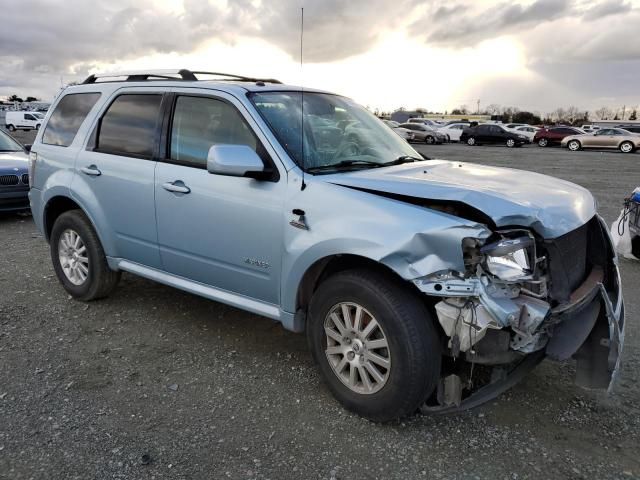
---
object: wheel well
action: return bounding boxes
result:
[296,254,421,314]
[44,196,82,241]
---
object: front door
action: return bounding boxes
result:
[154,92,286,304]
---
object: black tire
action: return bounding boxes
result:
[425,136,435,144]
[466,136,476,146]
[307,269,441,422]
[50,209,121,301]
[537,138,548,147]
[506,138,516,148]
[8,124,16,132]
[35,124,41,130]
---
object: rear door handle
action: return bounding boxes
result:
[80,165,101,176]
[162,181,191,194]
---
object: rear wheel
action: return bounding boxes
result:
[568,140,581,151]
[50,210,121,301]
[425,135,435,144]
[307,269,441,422]
[7,124,16,132]
[466,137,476,146]
[506,138,516,148]
[620,141,634,153]
[538,138,548,147]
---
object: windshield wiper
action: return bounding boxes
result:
[306,159,385,173]
[381,155,424,166]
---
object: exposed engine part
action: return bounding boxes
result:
[442,374,463,407]
[465,330,523,365]
[435,298,500,353]
[511,296,551,352]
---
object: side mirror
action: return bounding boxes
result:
[24,144,32,153]
[206,144,266,179]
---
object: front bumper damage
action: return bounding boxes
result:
[413,217,625,412]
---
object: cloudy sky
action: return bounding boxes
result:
[1,0,639,115]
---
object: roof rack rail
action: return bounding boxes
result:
[81,69,282,85]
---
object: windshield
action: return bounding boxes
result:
[0,130,23,152]
[250,92,420,172]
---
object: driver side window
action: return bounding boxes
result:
[170,96,258,168]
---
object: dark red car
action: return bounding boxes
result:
[534,126,584,147]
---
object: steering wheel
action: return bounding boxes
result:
[333,140,361,161]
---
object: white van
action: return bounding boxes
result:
[4,111,43,131]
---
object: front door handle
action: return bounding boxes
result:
[80,165,101,176]
[162,181,191,194]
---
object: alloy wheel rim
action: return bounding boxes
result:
[507,139,515,147]
[539,139,547,146]
[569,141,579,151]
[468,138,475,145]
[323,302,391,395]
[58,229,89,286]
[621,143,632,153]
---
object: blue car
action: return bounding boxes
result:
[28,69,625,421]
[0,129,30,212]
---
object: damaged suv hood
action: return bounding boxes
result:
[322,160,596,238]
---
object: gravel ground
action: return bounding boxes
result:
[1,130,639,479]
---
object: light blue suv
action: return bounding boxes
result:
[29,70,624,421]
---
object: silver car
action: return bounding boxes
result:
[562,128,639,153]
[28,69,624,421]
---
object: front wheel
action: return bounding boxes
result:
[466,137,476,146]
[567,140,581,151]
[506,138,516,148]
[51,210,121,301]
[620,141,634,153]
[538,138,548,147]
[7,124,16,132]
[425,136,435,144]
[307,269,441,422]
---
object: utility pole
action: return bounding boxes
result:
[621,105,626,120]
[476,99,480,115]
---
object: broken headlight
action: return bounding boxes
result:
[481,236,535,281]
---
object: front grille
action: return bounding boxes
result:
[544,220,590,304]
[21,173,29,185]
[0,174,19,186]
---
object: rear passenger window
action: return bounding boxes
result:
[169,96,257,167]
[96,94,162,158]
[43,93,101,147]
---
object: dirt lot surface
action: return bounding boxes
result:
[1,130,639,479]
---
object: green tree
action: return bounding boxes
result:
[25,96,38,102]
[8,94,24,103]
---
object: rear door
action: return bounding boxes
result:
[154,90,286,304]
[77,88,164,268]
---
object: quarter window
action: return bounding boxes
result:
[96,94,162,158]
[169,96,258,167]
[42,92,101,147]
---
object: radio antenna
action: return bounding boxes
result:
[299,7,307,191]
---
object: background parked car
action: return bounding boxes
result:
[0,129,30,212]
[581,125,601,133]
[616,124,640,134]
[382,120,415,142]
[504,123,528,130]
[534,126,584,147]
[407,118,441,127]
[399,123,447,144]
[460,124,528,147]
[513,125,540,142]
[4,111,43,132]
[437,122,469,142]
[562,128,639,153]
